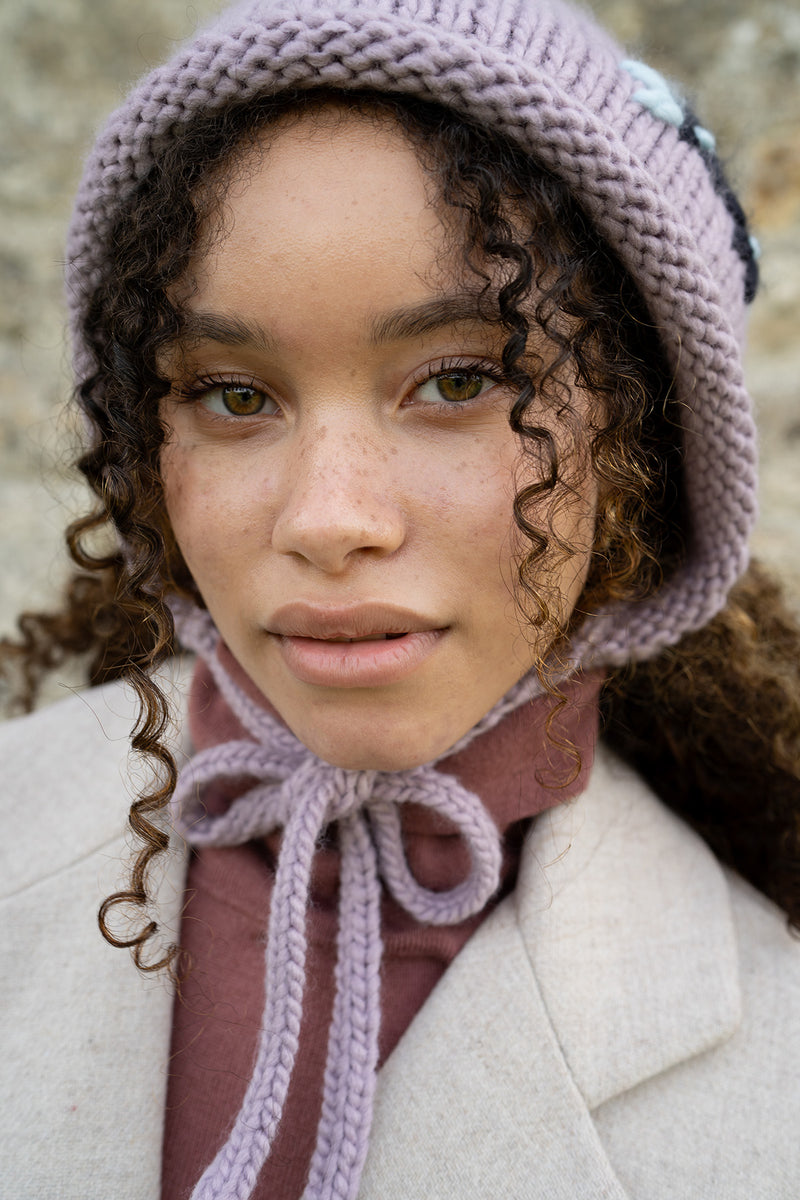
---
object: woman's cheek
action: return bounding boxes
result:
[162,440,232,585]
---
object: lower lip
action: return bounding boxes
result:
[274,630,445,688]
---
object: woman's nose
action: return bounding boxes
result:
[270,422,406,573]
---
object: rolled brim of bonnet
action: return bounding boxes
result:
[64,0,760,668]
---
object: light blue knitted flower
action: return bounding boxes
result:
[621,58,716,151]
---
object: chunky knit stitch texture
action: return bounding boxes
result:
[172,602,504,1199]
[65,0,760,670]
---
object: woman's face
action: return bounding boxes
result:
[160,108,598,770]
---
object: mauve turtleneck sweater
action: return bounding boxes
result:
[161,649,602,1199]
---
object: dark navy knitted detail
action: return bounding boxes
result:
[679,109,759,304]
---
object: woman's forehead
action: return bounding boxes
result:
[185,110,469,328]
[211,100,438,211]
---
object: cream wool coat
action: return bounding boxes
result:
[1,667,799,1199]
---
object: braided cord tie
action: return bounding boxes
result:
[171,604,503,1200]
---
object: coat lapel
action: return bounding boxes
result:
[360,745,742,1198]
[360,893,631,1199]
[519,745,741,1111]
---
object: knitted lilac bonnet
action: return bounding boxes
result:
[65,0,760,669]
[63,2,762,1198]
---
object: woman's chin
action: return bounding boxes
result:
[300,738,438,774]
[283,715,456,773]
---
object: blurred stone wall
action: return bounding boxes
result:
[1,1,798,657]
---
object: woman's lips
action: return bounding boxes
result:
[275,630,445,688]
[268,603,447,687]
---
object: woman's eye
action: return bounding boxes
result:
[416,370,495,405]
[199,384,275,417]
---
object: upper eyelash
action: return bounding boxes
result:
[415,356,505,385]
[171,372,264,403]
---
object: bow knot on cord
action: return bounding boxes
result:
[171,602,503,1200]
[174,748,379,842]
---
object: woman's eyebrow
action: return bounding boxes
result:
[171,311,277,353]
[369,293,499,345]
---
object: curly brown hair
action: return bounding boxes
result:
[1,91,798,974]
